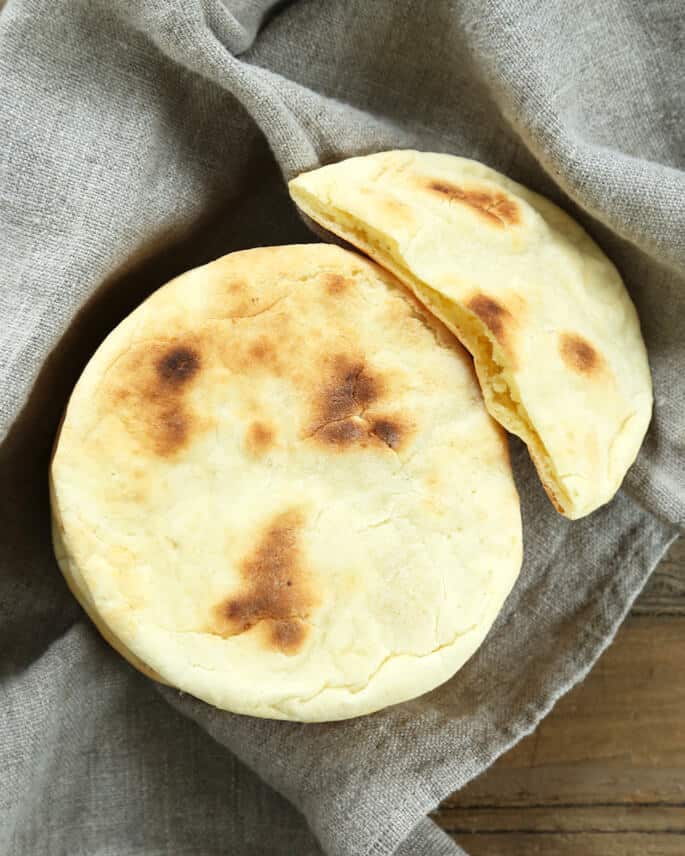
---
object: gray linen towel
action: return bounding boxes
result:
[1,1,682,854]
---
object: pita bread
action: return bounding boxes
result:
[50,244,522,721]
[289,151,652,519]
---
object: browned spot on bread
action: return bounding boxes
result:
[220,333,284,377]
[424,179,520,227]
[246,337,282,374]
[341,357,378,413]
[378,195,416,226]
[213,510,315,655]
[246,421,275,457]
[317,355,381,422]
[156,345,200,386]
[231,297,261,317]
[155,407,189,453]
[324,273,352,295]
[105,340,208,459]
[317,418,366,447]
[307,354,412,452]
[148,344,202,456]
[270,619,306,653]
[249,339,274,362]
[559,332,603,375]
[466,294,512,345]
[309,355,378,449]
[358,185,416,227]
[370,418,403,450]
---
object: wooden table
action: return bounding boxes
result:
[432,537,685,854]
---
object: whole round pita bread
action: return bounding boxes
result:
[289,151,652,519]
[50,244,522,721]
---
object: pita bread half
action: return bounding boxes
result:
[289,151,652,519]
[50,244,522,722]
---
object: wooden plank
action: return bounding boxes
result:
[439,764,685,808]
[450,833,685,855]
[437,614,685,809]
[438,805,685,833]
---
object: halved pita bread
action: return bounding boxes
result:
[50,244,522,721]
[289,151,652,519]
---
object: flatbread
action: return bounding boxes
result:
[289,151,652,519]
[50,244,522,721]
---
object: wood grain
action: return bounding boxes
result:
[450,833,685,855]
[433,537,684,854]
